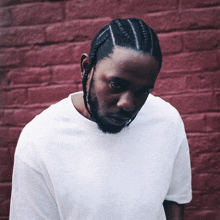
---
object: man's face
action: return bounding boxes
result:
[87,46,159,134]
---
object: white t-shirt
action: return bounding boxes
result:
[10,93,192,220]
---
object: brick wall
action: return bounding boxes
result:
[0,0,219,219]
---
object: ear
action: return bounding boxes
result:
[81,53,89,77]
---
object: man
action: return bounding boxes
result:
[10,18,192,220]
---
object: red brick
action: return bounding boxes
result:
[191,153,220,173]
[0,0,19,6]
[179,8,219,30]
[214,71,220,88]
[3,108,44,126]
[186,71,219,90]
[0,69,10,86]
[201,192,220,210]
[65,0,118,20]
[77,83,82,91]
[0,148,10,165]
[183,30,219,52]
[0,127,8,147]
[182,114,206,133]
[182,0,220,9]
[71,42,91,64]
[52,65,81,83]
[46,18,111,43]
[0,48,21,67]
[192,173,220,191]
[185,210,219,220]
[0,217,9,220]
[144,8,218,32]
[115,0,178,15]
[162,93,217,114]
[21,0,44,2]
[188,133,219,154]
[0,90,6,107]
[185,192,202,211]
[206,113,220,132]
[2,89,27,106]
[9,145,16,162]
[162,51,218,72]
[11,2,64,26]
[0,26,45,46]
[0,163,13,182]
[158,33,183,54]
[0,110,4,126]
[143,11,180,32]
[24,44,75,67]
[153,75,186,95]
[0,8,11,27]
[0,127,22,144]
[28,85,76,104]
[0,183,11,216]
[7,67,51,85]
[214,8,220,28]
[218,50,220,68]
[216,92,220,111]
[1,0,43,6]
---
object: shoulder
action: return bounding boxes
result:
[15,95,75,154]
[133,94,186,140]
[139,94,182,123]
[24,95,72,134]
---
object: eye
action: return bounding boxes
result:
[110,82,122,89]
[110,82,127,94]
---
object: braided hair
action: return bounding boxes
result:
[82,18,162,116]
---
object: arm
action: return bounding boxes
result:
[10,156,60,220]
[164,135,192,218]
[163,200,184,220]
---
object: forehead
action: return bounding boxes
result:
[94,46,159,85]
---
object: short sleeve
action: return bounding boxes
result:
[165,134,192,204]
[10,156,60,220]
[10,126,60,220]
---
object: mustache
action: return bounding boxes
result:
[89,95,136,122]
[108,109,135,119]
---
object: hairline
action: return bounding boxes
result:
[93,45,160,73]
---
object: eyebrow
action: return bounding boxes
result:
[109,76,130,85]
[109,76,154,89]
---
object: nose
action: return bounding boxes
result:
[117,91,135,111]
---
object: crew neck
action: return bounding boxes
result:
[68,92,130,136]
[67,92,155,136]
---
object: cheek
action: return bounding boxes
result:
[96,84,118,109]
[135,96,148,110]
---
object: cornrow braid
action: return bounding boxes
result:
[82,31,111,115]
[148,27,154,55]
[138,20,149,50]
[82,18,162,117]
[114,19,131,41]
[127,19,139,50]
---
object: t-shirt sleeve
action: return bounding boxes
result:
[165,134,192,204]
[10,128,60,220]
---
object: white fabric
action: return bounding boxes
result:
[10,92,192,220]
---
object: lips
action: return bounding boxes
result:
[109,115,131,126]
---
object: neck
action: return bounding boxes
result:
[71,92,91,120]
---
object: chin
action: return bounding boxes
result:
[96,121,127,134]
[88,94,130,134]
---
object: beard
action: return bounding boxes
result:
[88,94,129,134]
[87,79,130,134]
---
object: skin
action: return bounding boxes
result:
[72,46,184,219]
[73,46,159,133]
[163,201,184,220]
